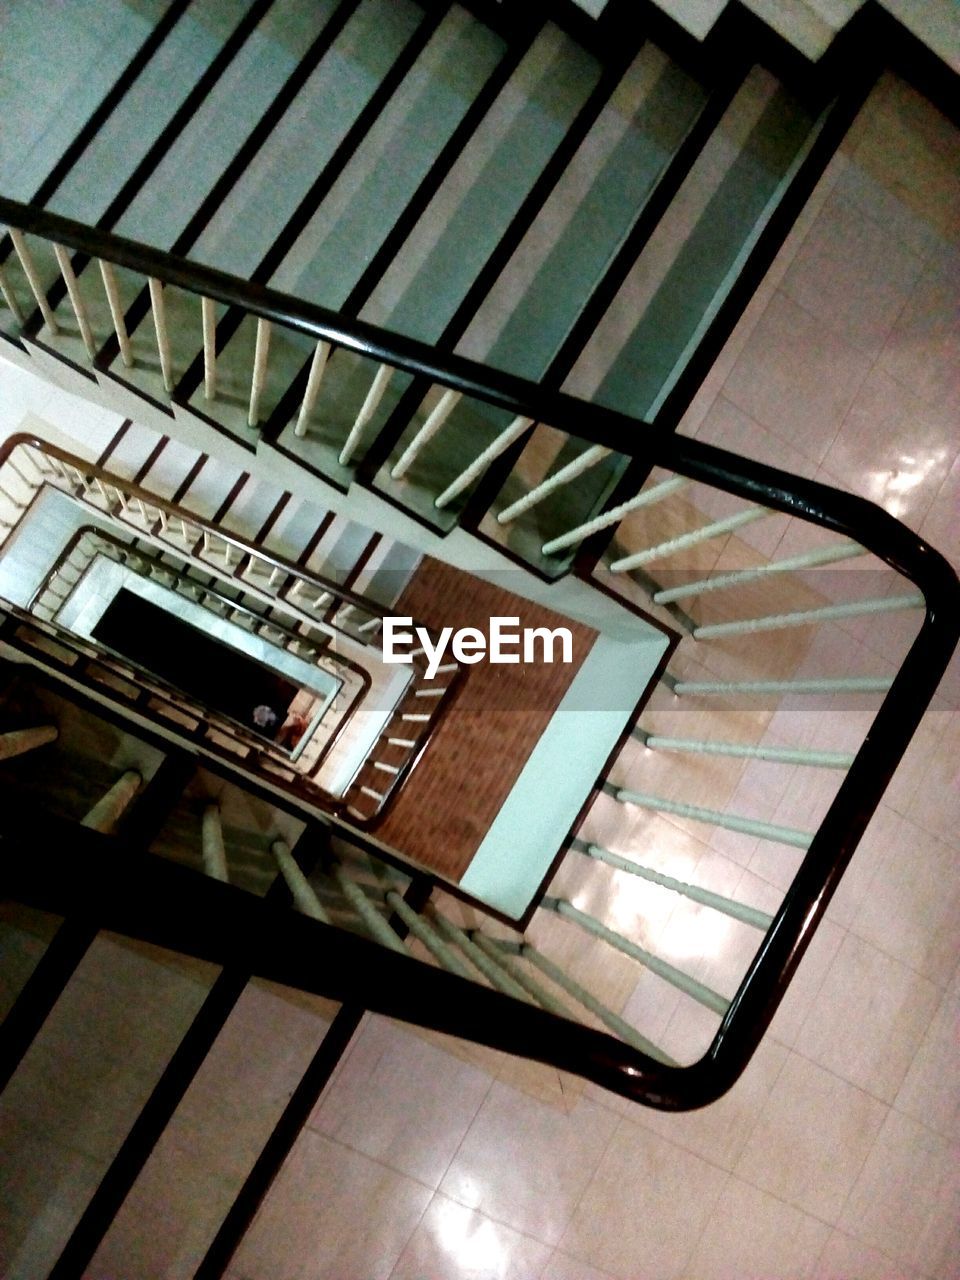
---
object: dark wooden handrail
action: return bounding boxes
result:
[0,195,957,1108]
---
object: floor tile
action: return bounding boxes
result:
[636,1035,787,1171]
[893,984,960,1143]
[780,191,924,358]
[850,812,960,985]
[389,1193,551,1280]
[440,1082,618,1246]
[541,1250,620,1280]
[795,931,941,1101]
[734,1052,887,1222]
[560,1119,729,1279]
[877,247,960,412]
[812,1228,920,1280]
[684,1176,831,1279]
[720,290,873,468]
[839,1107,960,1276]
[310,1014,492,1188]
[231,1130,431,1280]
[820,365,958,529]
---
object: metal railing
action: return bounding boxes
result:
[0,195,957,1108]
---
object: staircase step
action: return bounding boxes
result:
[568,66,818,420]
[301,514,376,586]
[0,0,172,205]
[112,0,326,251]
[269,6,507,314]
[458,45,709,384]
[259,496,332,565]
[47,0,260,230]
[349,536,421,609]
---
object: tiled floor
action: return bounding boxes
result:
[223,74,959,1280]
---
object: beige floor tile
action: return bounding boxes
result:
[560,1118,729,1280]
[850,812,960,985]
[893,984,960,1144]
[389,1193,552,1280]
[721,291,873,469]
[768,917,846,1049]
[694,393,819,479]
[919,453,960,573]
[812,1228,920,1280]
[637,1034,787,1171]
[821,366,958,531]
[309,1014,492,1188]
[734,1052,887,1221]
[541,1249,620,1280]
[839,1108,960,1276]
[439,1082,617,1246]
[877,248,960,413]
[685,1176,831,1279]
[231,1130,431,1280]
[822,804,894,931]
[844,75,960,250]
[902,711,960,849]
[794,931,941,1101]
[779,191,925,358]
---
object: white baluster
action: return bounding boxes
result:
[271,838,329,922]
[652,539,867,604]
[201,804,229,882]
[82,770,142,833]
[8,228,58,333]
[610,506,769,573]
[98,259,133,367]
[497,445,609,525]
[295,339,331,438]
[53,244,97,358]
[693,592,925,640]
[201,295,216,400]
[148,277,173,392]
[0,725,58,761]
[388,387,461,479]
[248,317,271,427]
[434,415,533,509]
[339,363,394,465]
[544,897,730,1015]
[541,476,688,556]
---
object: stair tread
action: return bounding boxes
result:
[188,0,425,282]
[47,0,260,228]
[567,67,818,419]
[0,0,171,204]
[268,5,506,310]
[112,0,329,251]
[359,24,602,345]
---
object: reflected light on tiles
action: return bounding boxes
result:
[658,904,733,963]
[866,449,947,518]
[435,1197,507,1276]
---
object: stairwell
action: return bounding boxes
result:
[0,2,958,1277]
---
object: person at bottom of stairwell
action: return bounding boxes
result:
[252,703,308,749]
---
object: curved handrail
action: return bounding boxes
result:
[1,195,958,1107]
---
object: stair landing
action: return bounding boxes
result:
[373,557,669,919]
